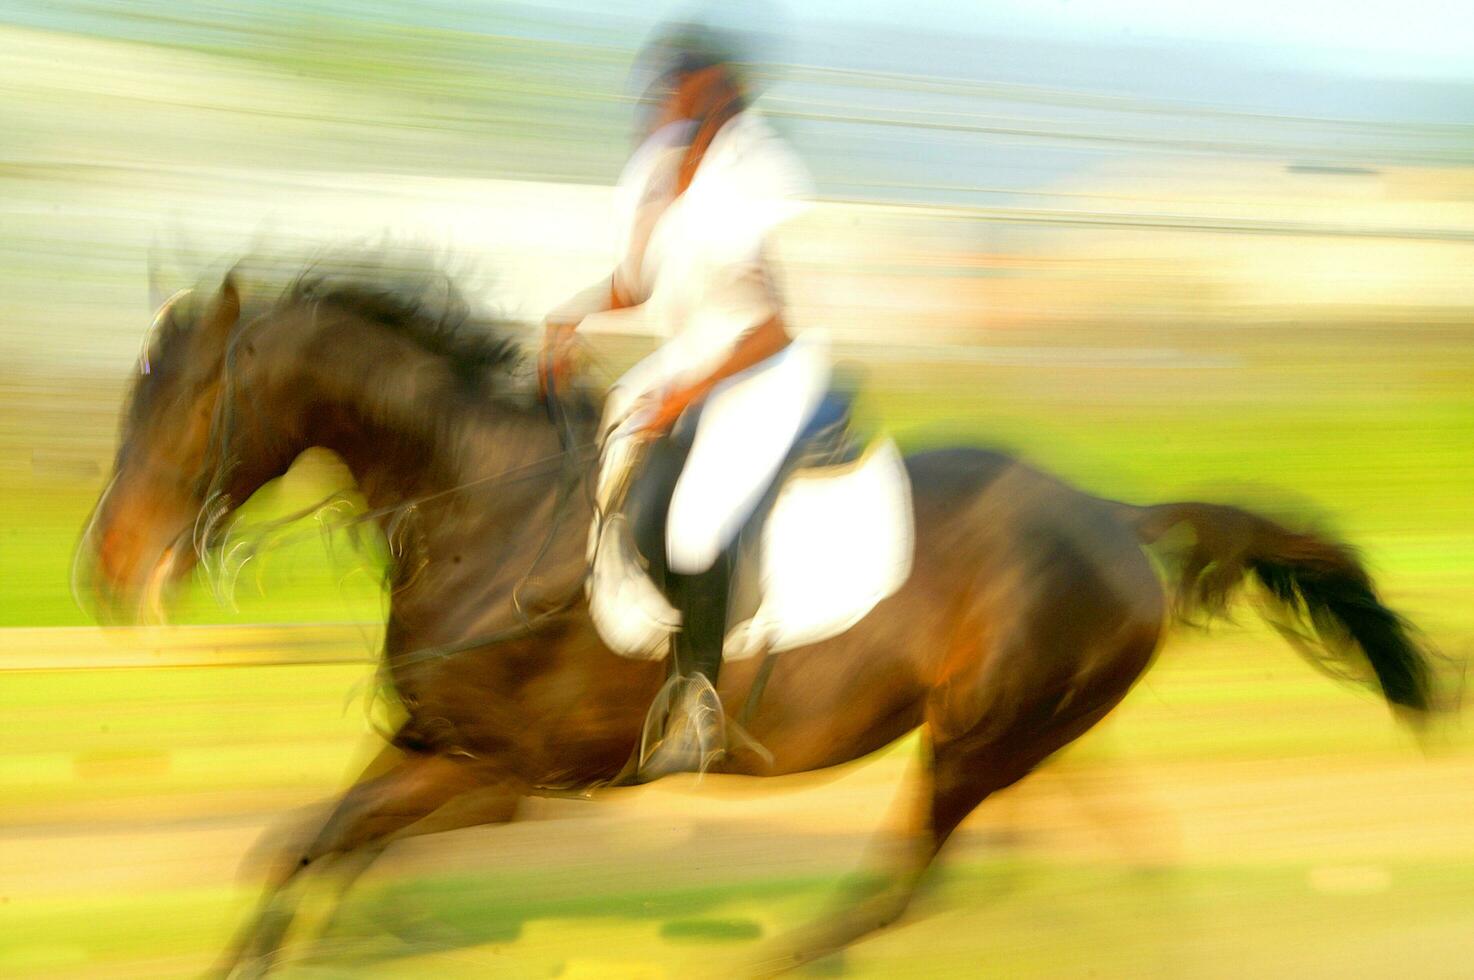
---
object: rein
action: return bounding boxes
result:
[385,371,597,671]
[201,443,596,562]
[193,305,599,666]
[197,302,596,550]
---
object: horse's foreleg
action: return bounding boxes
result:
[217,751,510,978]
[234,741,407,897]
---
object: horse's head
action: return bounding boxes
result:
[81,271,298,621]
[80,252,578,622]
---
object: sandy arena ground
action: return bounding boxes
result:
[3,626,1471,979]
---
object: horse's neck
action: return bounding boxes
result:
[333,400,567,529]
[323,370,588,591]
[338,411,467,488]
[293,332,542,506]
[272,316,596,623]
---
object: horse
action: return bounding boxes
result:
[79,255,1435,977]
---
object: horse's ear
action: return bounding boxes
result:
[204,272,241,338]
[147,237,190,314]
[147,242,169,313]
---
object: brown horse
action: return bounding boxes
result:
[81,257,1434,976]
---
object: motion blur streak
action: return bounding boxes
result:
[1,2,1470,978]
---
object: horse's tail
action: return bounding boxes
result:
[1116,500,1435,718]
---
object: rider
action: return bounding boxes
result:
[540,23,824,778]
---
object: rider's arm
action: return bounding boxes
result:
[546,159,663,337]
[686,313,791,399]
[545,271,636,333]
[540,272,639,392]
[641,310,791,433]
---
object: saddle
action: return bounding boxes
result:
[723,388,860,634]
[586,385,914,662]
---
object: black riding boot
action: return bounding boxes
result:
[638,552,731,779]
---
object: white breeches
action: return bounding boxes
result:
[603,332,830,575]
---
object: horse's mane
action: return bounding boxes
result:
[276,250,524,386]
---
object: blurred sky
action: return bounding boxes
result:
[820,0,1474,80]
[8,0,1474,82]
[496,0,1474,80]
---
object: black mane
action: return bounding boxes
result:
[280,251,525,386]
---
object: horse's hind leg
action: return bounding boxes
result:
[750,731,1087,978]
[217,750,513,978]
[927,693,1128,858]
[758,623,1155,978]
[901,635,1156,931]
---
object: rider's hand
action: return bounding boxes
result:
[638,385,695,437]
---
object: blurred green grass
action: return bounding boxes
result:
[8,856,1467,979]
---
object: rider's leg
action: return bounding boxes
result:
[634,410,735,778]
[670,547,732,686]
[635,550,732,778]
[639,551,730,778]
[623,427,691,592]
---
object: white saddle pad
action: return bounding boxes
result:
[586,437,915,661]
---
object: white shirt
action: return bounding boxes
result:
[611,111,813,389]
[589,111,828,575]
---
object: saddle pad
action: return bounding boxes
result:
[587,437,914,661]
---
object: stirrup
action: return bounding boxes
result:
[724,716,775,770]
[637,673,684,771]
[637,673,726,781]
